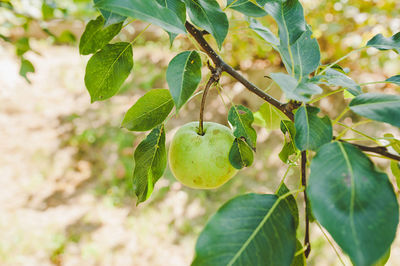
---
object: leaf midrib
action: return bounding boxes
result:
[125,97,173,129]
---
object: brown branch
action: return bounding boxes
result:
[186,21,400,162]
[340,141,400,161]
[301,151,311,258]
[185,22,294,121]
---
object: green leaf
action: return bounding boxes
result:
[307,141,399,266]
[264,0,306,46]
[184,0,229,49]
[192,193,297,266]
[386,74,400,86]
[41,2,54,20]
[19,58,35,83]
[94,0,126,26]
[253,102,287,130]
[366,32,400,53]
[133,124,167,204]
[374,249,391,266]
[228,105,257,150]
[294,106,332,151]
[84,42,133,102]
[279,141,298,164]
[270,73,322,102]
[280,120,296,138]
[95,0,187,34]
[79,15,123,55]
[15,37,30,56]
[383,133,400,154]
[390,161,400,190]
[229,138,254,169]
[249,18,279,46]
[166,51,202,110]
[276,183,299,229]
[156,0,186,44]
[313,68,362,96]
[278,26,320,79]
[291,239,306,266]
[122,89,174,131]
[349,93,400,128]
[227,0,267,17]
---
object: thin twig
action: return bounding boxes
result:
[301,151,311,257]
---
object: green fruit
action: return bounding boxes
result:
[169,121,238,189]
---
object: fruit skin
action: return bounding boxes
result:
[169,121,238,189]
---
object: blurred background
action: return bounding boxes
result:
[0,0,399,265]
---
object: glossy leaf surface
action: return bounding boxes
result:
[229,138,254,169]
[227,0,267,17]
[386,75,400,86]
[228,105,257,150]
[307,142,399,265]
[95,0,186,34]
[349,93,400,127]
[249,18,279,46]
[94,0,126,26]
[270,73,322,102]
[192,193,296,266]
[79,15,123,55]
[122,89,174,131]
[84,42,133,102]
[264,0,306,46]
[133,125,167,204]
[166,51,202,110]
[366,32,400,53]
[184,0,229,49]
[294,106,332,151]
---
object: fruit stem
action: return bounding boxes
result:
[198,62,222,135]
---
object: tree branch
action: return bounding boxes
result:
[185,22,294,121]
[301,151,311,258]
[185,21,400,162]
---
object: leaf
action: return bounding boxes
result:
[253,102,287,130]
[279,141,298,164]
[294,106,332,151]
[122,89,174,131]
[269,73,322,102]
[349,93,400,128]
[276,183,299,229]
[19,58,35,83]
[264,0,306,46]
[156,0,186,44]
[313,68,362,96]
[229,138,254,169]
[41,2,54,20]
[184,0,229,49]
[291,239,306,266]
[133,124,167,204]
[192,193,297,266]
[383,133,400,154]
[249,18,279,46]
[79,15,123,55]
[94,0,126,26]
[278,26,321,79]
[366,32,400,54]
[307,141,399,266]
[386,74,400,86]
[84,42,133,102]
[15,37,30,56]
[374,249,391,266]
[228,105,257,150]
[95,0,186,34]
[280,120,296,138]
[166,51,202,110]
[390,161,400,190]
[227,0,267,17]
